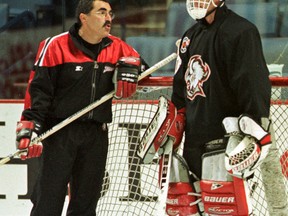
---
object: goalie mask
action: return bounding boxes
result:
[186,0,224,20]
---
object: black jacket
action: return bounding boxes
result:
[22,23,140,126]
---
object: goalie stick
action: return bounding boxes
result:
[137,39,183,164]
[155,139,173,216]
[137,96,177,214]
[0,53,177,166]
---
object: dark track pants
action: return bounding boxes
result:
[30,121,108,216]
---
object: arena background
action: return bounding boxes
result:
[1,0,288,215]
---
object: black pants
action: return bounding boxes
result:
[183,146,204,179]
[30,121,108,216]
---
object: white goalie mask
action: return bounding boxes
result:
[186,0,223,20]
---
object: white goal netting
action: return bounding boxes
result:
[96,77,288,216]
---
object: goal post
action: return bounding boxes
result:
[96,76,288,216]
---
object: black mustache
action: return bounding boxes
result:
[103,21,111,27]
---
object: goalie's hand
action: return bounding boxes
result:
[114,56,140,99]
[167,107,186,150]
[238,115,272,176]
[223,115,272,179]
[152,102,185,151]
[16,121,43,160]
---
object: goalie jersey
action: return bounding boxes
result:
[172,4,271,173]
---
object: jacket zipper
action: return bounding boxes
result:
[88,61,99,119]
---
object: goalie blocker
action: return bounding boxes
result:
[137,96,185,164]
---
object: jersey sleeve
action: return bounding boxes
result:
[224,27,271,122]
[171,39,187,110]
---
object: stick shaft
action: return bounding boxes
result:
[38,53,177,141]
[0,53,177,165]
[0,150,26,165]
[0,157,12,165]
[156,139,173,215]
[38,53,177,142]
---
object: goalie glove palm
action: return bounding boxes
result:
[223,115,272,179]
[238,115,272,177]
[114,56,140,99]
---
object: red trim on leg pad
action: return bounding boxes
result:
[201,179,252,215]
[166,182,201,216]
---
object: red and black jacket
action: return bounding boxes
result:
[22,23,140,126]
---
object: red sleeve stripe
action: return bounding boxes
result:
[36,32,69,67]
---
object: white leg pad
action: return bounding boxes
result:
[202,150,253,215]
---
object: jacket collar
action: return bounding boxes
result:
[69,23,113,59]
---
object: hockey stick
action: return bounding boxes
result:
[155,139,173,215]
[0,53,177,166]
[136,96,177,214]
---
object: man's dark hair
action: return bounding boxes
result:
[75,0,110,24]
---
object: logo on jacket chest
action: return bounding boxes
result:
[185,55,211,101]
[75,66,83,72]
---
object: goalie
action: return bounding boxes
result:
[138,97,274,215]
[138,0,288,215]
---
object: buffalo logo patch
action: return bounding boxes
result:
[185,55,210,100]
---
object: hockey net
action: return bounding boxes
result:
[96,76,288,216]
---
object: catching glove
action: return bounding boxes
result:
[238,115,272,177]
[114,56,140,99]
[16,121,43,160]
[223,115,272,179]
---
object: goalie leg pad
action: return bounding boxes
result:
[201,178,252,216]
[260,119,288,215]
[202,143,253,215]
[166,182,202,216]
[166,153,203,216]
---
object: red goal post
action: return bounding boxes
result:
[96,76,288,216]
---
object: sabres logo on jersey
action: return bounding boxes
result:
[185,55,211,101]
[180,37,190,53]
